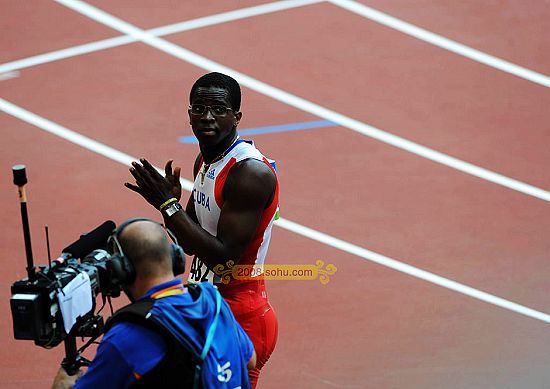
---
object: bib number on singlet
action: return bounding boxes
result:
[188,256,216,284]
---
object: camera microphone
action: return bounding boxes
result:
[60,220,116,260]
[12,164,36,281]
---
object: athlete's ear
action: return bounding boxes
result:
[234,111,242,127]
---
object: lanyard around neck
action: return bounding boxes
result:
[150,283,185,299]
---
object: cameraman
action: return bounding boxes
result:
[52,218,256,388]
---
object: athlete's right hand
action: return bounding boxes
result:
[125,158,179,209]
[164,159,182,201]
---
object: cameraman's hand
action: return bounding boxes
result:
[125,158,182,209]
[52,366,83,389]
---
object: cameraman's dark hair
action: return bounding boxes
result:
[189,72,242,111]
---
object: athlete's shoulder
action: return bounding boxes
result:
[232,139,263,160]
[221,159,276,210]
[232,158,276,186]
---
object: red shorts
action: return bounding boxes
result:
[219,279,278,388]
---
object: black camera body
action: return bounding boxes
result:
[9,165,132,373]
[10,247,119,348]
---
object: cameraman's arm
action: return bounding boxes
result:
[52,367,82,389]
[71,341,134,389]
[72,322,166,388]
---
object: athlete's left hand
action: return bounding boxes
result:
[125,158,176,209]
[164,159,182,201]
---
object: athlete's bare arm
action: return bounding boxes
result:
[125,157,276,269]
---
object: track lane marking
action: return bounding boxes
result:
[0,71,20,81]
[178,120,337,143]
[1,97,549,323]
[329,0,550,88]
[50,0,550,202]
[4,1,548,201]
[0,0,323,74]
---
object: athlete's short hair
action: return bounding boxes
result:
[189,72,242,111]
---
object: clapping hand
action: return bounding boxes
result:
[125,158,182,209]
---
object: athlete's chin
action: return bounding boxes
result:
[198,129,217,136]
[195,132,220,146]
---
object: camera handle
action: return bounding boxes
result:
[61,336,91,376]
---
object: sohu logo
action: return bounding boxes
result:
[206,168,215,180]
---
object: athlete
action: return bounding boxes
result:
[125,72,279,387]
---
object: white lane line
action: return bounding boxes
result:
[329,0,550,88]
[0,0,322,74]
[277,218,550,324]
[52,0,550,202]
[0,70,20,81]
[1,96,549,324]
[0,98,193,191]
[147,0,323,35]
[0,36,135,74]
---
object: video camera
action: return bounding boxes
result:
[10,220,120,347]
[9,165,125,373]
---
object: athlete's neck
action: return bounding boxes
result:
[200,132,239,164]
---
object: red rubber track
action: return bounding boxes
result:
[1,1,549,388]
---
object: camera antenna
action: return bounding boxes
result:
[12,164,36,282]
[45,225,52,268]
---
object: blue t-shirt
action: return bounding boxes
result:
[75,279,253,388]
